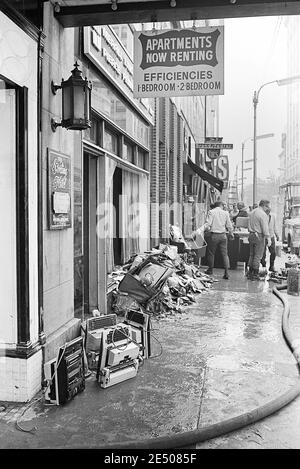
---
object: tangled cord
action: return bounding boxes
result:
[106,314,163,359]
[15,343,67,434]
[15,398,41,434]
[110,324,163,364]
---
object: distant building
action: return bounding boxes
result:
[284,16,300,182]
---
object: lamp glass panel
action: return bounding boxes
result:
[85,87,90,121]
[73,86,85,120]
[62,86,72,121]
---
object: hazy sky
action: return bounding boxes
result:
[219,16,288,183]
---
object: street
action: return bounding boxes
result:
[0,256,300,450]
[1,0,300,453]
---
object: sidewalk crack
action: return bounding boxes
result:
[197,365,208,429]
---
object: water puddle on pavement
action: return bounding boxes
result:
[207,354,275,374]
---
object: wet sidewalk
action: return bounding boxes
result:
[1,261,300,449]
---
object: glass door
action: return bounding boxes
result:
[83,152,98,316]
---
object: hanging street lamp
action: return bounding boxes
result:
[51,61,92,132]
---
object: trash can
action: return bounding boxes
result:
[287,268,300,296]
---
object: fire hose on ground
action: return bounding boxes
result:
[92,283,300,449]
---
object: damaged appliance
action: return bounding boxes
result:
[118,257,173,305]
[44,336,85,405]
[85,314,117,352]
[85,314,118,371]
[96,324,141,388]
[123,309,151,359]
[99,360,139,389]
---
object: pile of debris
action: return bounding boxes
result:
[285,253,300,269]
[108,243,214,319]
[264,254,300,283]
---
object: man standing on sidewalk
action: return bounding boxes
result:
[204,200,234,280]
[232,201,248,224]
[260,207,280,272]
[247,199,271,280]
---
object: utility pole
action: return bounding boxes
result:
[241,141,245,200]
[253,90,258,206]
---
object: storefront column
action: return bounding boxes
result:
[16,86,31,354]
[97,154,107,314]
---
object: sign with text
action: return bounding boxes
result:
[196,143,233,149]
[205,136,223,160]
[83,26,153,124]
[215,155,229,190]
[48,149,71,230]
[133,26,224,98]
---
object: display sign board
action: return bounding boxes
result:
[133,26,224,98]
[48,149,71,230]
[216,154,229,190]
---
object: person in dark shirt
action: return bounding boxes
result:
[230,203,239,220]
[232,201,248,224]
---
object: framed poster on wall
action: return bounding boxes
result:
[48,148,71,230]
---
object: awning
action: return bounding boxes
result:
[53,1,300,28]
[187,157,223,193]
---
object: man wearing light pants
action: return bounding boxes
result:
[247,199,271,280]
[203,200,234,280]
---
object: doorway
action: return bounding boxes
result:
[113,166,122,266]
[83,152,98,316]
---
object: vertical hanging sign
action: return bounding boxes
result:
[133,26,224,98]
[216,154,229,190]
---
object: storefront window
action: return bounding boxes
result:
[103,126,119,154]
[0,78,17,343]
[73,145,84,318]
[83,116,99,144]
[123,139,134,163]
[137,148,147,169]
[90,71,150,149]
[74,168,83,259]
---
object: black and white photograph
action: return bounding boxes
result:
[1,0,300,457]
